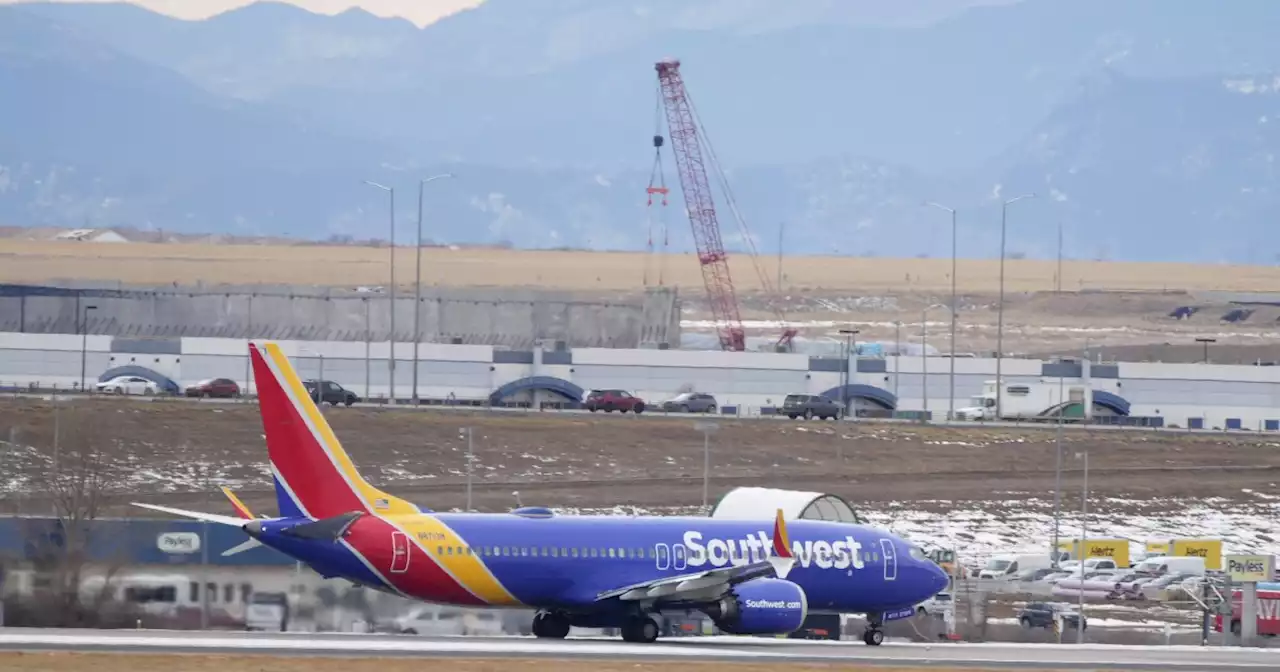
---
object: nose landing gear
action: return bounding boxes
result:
[863,612,884,646]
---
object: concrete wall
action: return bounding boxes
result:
[0,284,681,349]
[4,331,1280,428]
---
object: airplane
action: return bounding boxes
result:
[134,342,949,645]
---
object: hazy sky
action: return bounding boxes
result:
[0,0,484,26]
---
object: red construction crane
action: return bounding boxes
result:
[654,58,796,352]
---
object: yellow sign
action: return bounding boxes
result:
[1146,541,1169,555]
[1225,554,1275,582]
[1171,539,1222,570]
[1058,538,1130,568]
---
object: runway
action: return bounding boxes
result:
[0,629,1275,670]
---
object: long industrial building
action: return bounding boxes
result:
[0,283,681,349]
[2,331,1279,431]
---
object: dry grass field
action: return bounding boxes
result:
[0,653,1029,672]
[2,239,1278,293]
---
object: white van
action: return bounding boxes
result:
[979,554,1053,579]
[1133,556,1206,576]
[245,591,289,631]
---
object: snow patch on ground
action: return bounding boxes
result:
[528,499,1280,566]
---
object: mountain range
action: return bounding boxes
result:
[1,0,1278,263]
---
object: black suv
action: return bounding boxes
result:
[1017,602,1086,630]
[782,394,843,420]
[303,379,360,407]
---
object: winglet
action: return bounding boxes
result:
[221,487,255,520]
[768,508,796,580]
[772,508,793,558]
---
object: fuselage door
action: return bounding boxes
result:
[672,543,687,571]
[655,543,670,571]
[390,531,410,574]
[879,538,897,581]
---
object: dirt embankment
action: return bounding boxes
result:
[1,398,1277,516]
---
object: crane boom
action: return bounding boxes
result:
[655,58,746,352]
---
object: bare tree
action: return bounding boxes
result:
[13,404,129,627]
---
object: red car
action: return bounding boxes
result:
[583,389,646,414]
[185,377,241,398]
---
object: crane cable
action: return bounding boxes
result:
[646,81,670,287]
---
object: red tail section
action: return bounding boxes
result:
[250,342,418,519]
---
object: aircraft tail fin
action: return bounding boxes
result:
[249,342,420,519]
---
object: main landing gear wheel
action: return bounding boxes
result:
[531,612,570,639]
[862,628,884,646]
[620,616,659,643]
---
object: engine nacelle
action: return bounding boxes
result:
[702,578,808,635]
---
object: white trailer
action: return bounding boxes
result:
[955,379,1091,422]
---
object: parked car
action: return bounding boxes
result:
[1017,602,1087,630]
[1015,567,1060,582]
[782,394,843,420]
[395,607,504,636]
[302,379,360,407]
[583,389,646,414]
[94,375,161,396]
[245,591,289,631]
[660,392,718,414]
[916,591,953,617]
[185,378,241,398]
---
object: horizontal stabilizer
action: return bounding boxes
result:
[222,538,264,557]
[131,502,247,527]
[280,511,364,541]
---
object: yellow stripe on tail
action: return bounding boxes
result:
[221,487,255,520]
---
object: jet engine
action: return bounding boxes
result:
[701,578,808,635]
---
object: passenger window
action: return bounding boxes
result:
[446,547,453,555]
[437,546,444,555]
[608,548,616,558]
[521,547,529,557]
[571,548,579,558]
[189,582,199,602]
[224,584,234,603]
[590,548,599,558]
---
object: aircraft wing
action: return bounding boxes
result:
[594,508,797,605]
[594,560,779,603]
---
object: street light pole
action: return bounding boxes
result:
[412,173,455,405]
[838,329,859,418]
[1052,367,1064,568]
[364,180,396,402]
[1077,449,1089,644]
[922,304,949,421]
[1195,337,1216,364]
[79,305,97,392]
[994,193,1035,419]
[460,427,473,511]
[695,421,720,511]
[924,201,959,420]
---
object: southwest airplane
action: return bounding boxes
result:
[135,342,948,645]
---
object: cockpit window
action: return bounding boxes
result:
[908,546,928,562]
